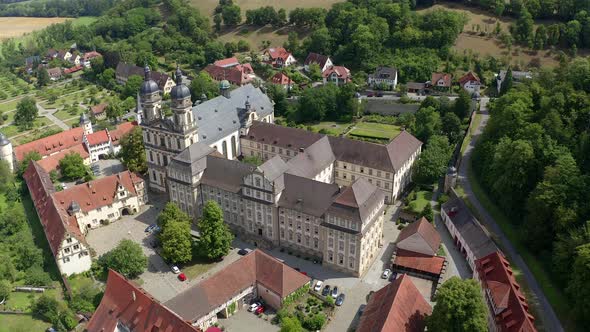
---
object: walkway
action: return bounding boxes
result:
[37,102,70,130]
[457,98,564,332]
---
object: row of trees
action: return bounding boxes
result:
[513,8,590,49]
[472,58,590,324]
[0,0,120,17]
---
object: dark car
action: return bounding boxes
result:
[145,224,156,233]
[367,92,374,97]
[331,286,339,299]
[322,285,331,297]
[376,92,384,97]
[238,248,249,256]
[335,293,345,306]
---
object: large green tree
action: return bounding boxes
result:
[0,160,13,194]
[98,239,147,279]
[454,89,472,119]
[427,277,488,332]
[14,97,38,130]
[414,106,442,143]
[158,202,192,229]
[222,4,241,26]
[160,218,193,264]
[59,152,90,181]
[122,75,143,99]
[567,243,590,324]
[36,68,50,87]
[196,200,233,260]
[0,279,11,302]
[190,72,219,101]
[442,112,462,144]
[414,135,453,185]
[119,126,147,174]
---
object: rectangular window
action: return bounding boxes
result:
[369,169,373,175]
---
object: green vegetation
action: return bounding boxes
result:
[96,239,148,279]
[348,122,401,141]
[406,190,433,214]
[119,126,147,174]
[159,204,193,264]
[0,314,52,332]
[196,201,234,260]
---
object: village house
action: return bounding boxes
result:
[81,51,102,68]
[356,274,432,332]
[262,47,296,68]
[47,67,62,81]
[83,121,136,162]
[116,62,176,94]
[304,52,333,72]
[496,69,533,93]
[271,72,293,90]
[429,72,453,90]
[441,193,498,272]
[322,66,352,86]
[367,66,398,90]
[202,63,254,86]
[458,71,482,94]
[24,160,146,276]
[56,49,72,62]
[90,102,108,120]
[475,251,537,332]
[165,249,310,330]
[87,269,199,332]
[68,52,81,66]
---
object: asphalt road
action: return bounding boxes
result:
[458,98,564,332]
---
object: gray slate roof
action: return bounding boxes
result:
[369,66,397,80]
[285,136,335,179]
[327,178,385,224]
[244,121,324,151]
[193,84,273,145]
[441,197,498,260]
[200,155,256,193]
[258,155,289,192]
[169,142,215,176]
[278,174,340,217]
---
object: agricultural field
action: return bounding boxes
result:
[0,314,52,332]
[0,17,69,40]
[0,72,33,100]
[347,121,402,142]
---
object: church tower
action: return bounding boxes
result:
[0,133,14,172]
[140,65,162,124]
[79,112,93,135]
[170,66,198,141]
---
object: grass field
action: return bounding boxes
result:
[193,0,343,17]
[309,121,350,136]
[70,16,98,27]
[407,191,432,214]
[348,122,401,141]
[183,258,217,279]
[0,73,33,100]
[0,314,51,332]
[0,17,69,40]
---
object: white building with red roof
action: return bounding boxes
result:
[271,72,293,89]
[83,122,136,162]
[262,47,296,68]
[458,71,482,94]
[81,51,102,68]
[323,66,352,86]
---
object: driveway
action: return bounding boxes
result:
[457,99,563,332]
[220,309,279,332]
[91,159,125,177]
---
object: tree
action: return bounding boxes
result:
[442,112,462,144]
[499,67,513,95]
[414,106,442,143]
[18,151,41,177]
[307,63,323,82]
[427,277,488,332]
[98,239,147,279]
[190,72,219,100]
[14,97,38,129]
[280,316,304,332]
[514,9,534,43]
[214,13,222,31]
[421,204,434,222]
[122,75,143,99]
[119,126,147,173]
[0,202,26,237]
[414,135,453,185]
[266,84,288,115]
[160,218,193,264]
[31,294,60,322]
[567,243,590,324]
[158,202,192,229]
[106,102,124,121]
[0,160,13,194]
[303,313,326,330]
[534,25,548,49]
[0,279,11,302]
[553,221,590,284]
[36,68,50,87]
[59,152,90,180]
[454,89,472,119]
[196,201,234,260]
[25,265,52,286]
[222,4,241,26]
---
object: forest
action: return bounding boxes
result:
[472,58,590,325]
[0,0,119,17]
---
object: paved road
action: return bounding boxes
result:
[457,98,564,332]
[37,102,70,130]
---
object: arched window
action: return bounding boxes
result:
[222,141,228,158]
[231,136,237,159]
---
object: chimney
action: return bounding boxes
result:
[132,291,136,302]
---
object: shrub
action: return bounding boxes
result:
[25,265,52,286]
[303,313,326,330]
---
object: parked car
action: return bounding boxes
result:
[331,286,339,299]
[389,272,397,282]
[249,302,261,312]
[255,305,265,315]
[145,224,157,233]
[335,293,345,306]
[367,92,374,97]
[376,92,384,97]
[171,266,180,274]
[301,272,308,276]
[381,269,392,279]
[314,280,323,292]
[321,285,331,297]
[238,248,250,256]
[178,273,187,281]
[153,225,161,233]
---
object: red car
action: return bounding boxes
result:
[301,272,308,276]
[255,306,265,315]
[178,273,187,281]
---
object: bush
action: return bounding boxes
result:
[303,313,326,330]
[24,265,52,286]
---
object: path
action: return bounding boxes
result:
[36,103,70,130]
[457,98,564,332]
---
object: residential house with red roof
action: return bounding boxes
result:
[458,71,482,94]
[393,217,446,280]
[203,63,254,86]
[24,161,92,276]
[271,72,293,89]
[13,125,86,162]
[304,52,333,72]
[81,51,102,68]
[475,252,537,332]
[83,121,137,162]
[47,67,62,81]
[262,47,296,68]
[90,102,108,120]
[116,62,176,94]
[429,72,453,90]
[323,66,352,86]
[87,269,200,332]
[214,57,241,68]
[165,249,310,330]
[357,274,432,332]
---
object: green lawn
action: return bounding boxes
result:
[309,121,350,136]
[407,191,432,214]
[348,122,401,141]
[0,314,51,332]
[182,257,217,279]
[466,162,575,330]
[0,99,20,113]
[70,16,98,27]
[53,107,83,121]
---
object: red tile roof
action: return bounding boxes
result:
[264,47,291,60]
[23,161,86,256]
[15,127,85,161]
[304,52,330,68]
[476,252,537,332]
[64,65,83,74]
[396,217,441,256]
[203,64,251,86]
[37,144,89,173]
[110,121,137,146]
[82,51,102,61]
[86,269,199,332]
[90,102,108,115]
[431,72,452,87]
[165,250,310,322]
[213,57,240,68]
[393,249,445,275]
[357,274,432,332]
[52,171,142,214]
[86,130,110,146]
[322,66,351,80]
[458,71,481,86]
[271,72,291,85]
